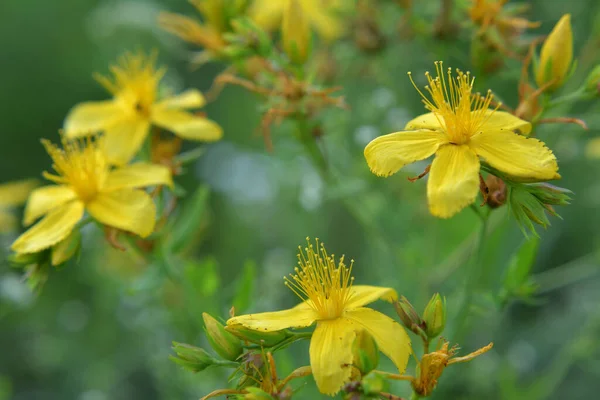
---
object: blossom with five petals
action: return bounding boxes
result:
[364,62,560,218]
[227,239,412,396]
[64,52,222,165]
[11,136,172,254]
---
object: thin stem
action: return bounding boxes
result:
[452,208,489,340]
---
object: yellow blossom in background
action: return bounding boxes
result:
[364,62,560,218]
[282,0,311,64]
[0,180,38,233]
[227,239,411,395]
[63,52,222,165]
[158,0,228,54]
[250,0,349,42]
[11,136,172,254]
[585,137,600,159]
[535,14,573,91]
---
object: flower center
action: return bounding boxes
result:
[42,137,109,203]
[94,51,165,119]
[284,239,355,320]
[409,61,498,144]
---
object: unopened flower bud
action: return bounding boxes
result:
[394,296,425,337]
[535,14,573,91]
[170,342,216,373]
[422,293,446,339]
[242,387,274,400]
[360,371,389,396]
[226,324,292,347]
[351,330,379,375]
[583,65,600,96]
[203,313,243,361]
[282,0,311,65]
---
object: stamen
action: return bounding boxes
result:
[284,238,354,320]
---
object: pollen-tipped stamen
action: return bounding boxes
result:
[284,238,355,320]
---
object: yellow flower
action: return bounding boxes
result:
[64,52,222,165]
[227,239,411,396]
[11,136,172,254]
[535,14,573,91]
[158,0,228,53]
[364,62,560,218]
[250,0,349,42]
[282,0,311,64]
[0,180,38,233]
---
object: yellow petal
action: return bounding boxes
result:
[104,163,173,191]
[227,305,319,332]
[310,319,355,395]
[23,185,77,226]
[0,179,38,208]
[303,2,343,41]
[428,144,480,218]
[151,109,223,142]
[404,112,444,131]
[470,130,560,181]
[250,0,284,30]
[345,285,398,310]
[103,117,151,165]
[63,100,125,137]
[364,130,449,177]
[86,189,156,238]
[0,211,18,233]
[155,89,206,109]
[480,110,532,135]
[345,307,412,374]
[11,201,84,254]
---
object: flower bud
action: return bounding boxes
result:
[351,330,379,375]
[203,313,243,361]
[226,324,292,347]
[422,293,446,339]
[170,342,216,373]
[282,0,311,65]
[242,387,274,400]
[360,371,389,396]
[394,296,425,337]
[583,65,600,96]
[535,14,573,91]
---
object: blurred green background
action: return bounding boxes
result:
[2,0,600,399]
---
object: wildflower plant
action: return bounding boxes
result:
[3,1,600,400]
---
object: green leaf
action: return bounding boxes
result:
[167,185,210,254]
[499,237,540,305]
[184,258,220,297]
[231,260,256,314]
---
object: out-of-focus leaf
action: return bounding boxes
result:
[499,237,540,305]
[166,185,210,253]
[184,258,220,297]
[231,260,255,314]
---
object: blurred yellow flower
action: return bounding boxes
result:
[364,62,560,218]
[11,136,172,254]
[282,0,311,64]
[250,0,349,42]
[64,52,222,165]
[227,239,411,396]
[535,14,573,91]
[158,0,228,53]
[0,180,38,233]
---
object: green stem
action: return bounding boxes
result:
[410,392,420,400]
[452,207,489,340]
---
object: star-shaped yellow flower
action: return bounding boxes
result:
[364,62,560,218]
[11,136,172,254]
[227,239,412,396]
[250,0,349,42]
[64,52,222,165]
[0,180,38,233]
